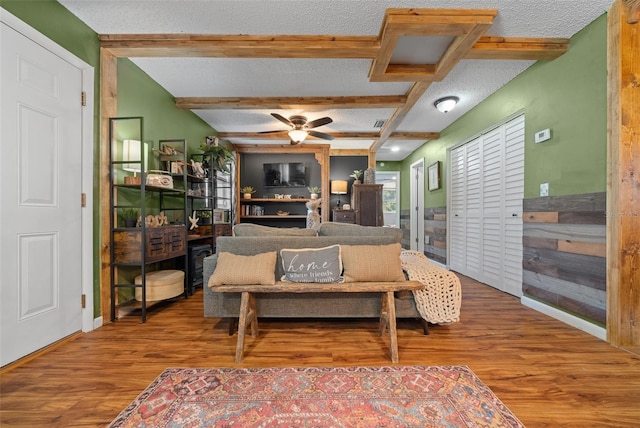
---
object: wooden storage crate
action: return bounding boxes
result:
[113,225,186,264]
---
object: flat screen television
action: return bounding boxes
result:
[263,162,306,188]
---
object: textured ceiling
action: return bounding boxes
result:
[59,0,612,160]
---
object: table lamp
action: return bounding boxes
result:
[330,180,348,208]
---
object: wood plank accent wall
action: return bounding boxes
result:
[523,192,607,326]
[400,206,447,265]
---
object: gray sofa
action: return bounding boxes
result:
[202,223,425,326]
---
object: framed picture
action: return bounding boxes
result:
[428,161,441,191]
[213,209,225,223]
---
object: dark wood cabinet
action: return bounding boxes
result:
[332,208,355,224]
[351,184,383,226]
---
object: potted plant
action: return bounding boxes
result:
[119,208,140,227]
[240,186,256,199]
[307,186,321,199]
[199,136,234,173]
[350,170,363,184]
[199,210,212,225]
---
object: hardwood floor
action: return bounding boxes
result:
[1,274,639,427]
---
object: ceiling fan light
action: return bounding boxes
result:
[288,129,308,143]
[434,96,459,113]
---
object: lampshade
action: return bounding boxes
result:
[122,139,148,173]
[434,96,459,113]
[330,180,348,194]
[288,129,308,143]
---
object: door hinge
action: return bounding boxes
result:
[81,294,86,309]
[81,91,86,106]
[81,193,86,207]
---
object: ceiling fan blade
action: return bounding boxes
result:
[308,130,335,140]
[305,116,332,129]
[258,129,288,134]
[271,113,293,127]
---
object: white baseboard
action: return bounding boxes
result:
[93,316,103,330]
[521,296,606,341]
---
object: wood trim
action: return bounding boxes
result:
[100,48,118,322]
[607,0,640,347]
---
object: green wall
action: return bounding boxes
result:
[2,1,217,317]
[117,59,217,157]
[401,13,608,209]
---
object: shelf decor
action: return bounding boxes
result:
[199,136,234,173]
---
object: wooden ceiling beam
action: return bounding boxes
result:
[467,37,570,60]
[101,34,568,62]
[176,95,407,110]
[370,81,433,152]
[330,149,370,156]
[99,34,379,58]
[217,131,438,140]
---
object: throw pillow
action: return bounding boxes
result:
[280,244,343,283]
[341,243,405,282]
[208,251,277,286]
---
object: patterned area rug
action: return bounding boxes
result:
[109,366,524,427]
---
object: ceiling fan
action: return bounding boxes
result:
[262,113,335,145]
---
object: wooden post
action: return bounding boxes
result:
[100,48,118,322]
[607,0,640,347]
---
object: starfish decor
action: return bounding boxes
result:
[188,211,199,230]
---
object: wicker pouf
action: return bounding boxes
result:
[135,269,184,301]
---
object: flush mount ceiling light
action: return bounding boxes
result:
[434,96,459,113]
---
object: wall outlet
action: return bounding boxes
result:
[535,128,551,143]
[540,182,549,197]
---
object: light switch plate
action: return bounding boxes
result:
[540,182,549,197]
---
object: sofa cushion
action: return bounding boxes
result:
[208,251,277,286]
[233,223,318,237]
[341,243,405,282]
[318,223,402,241]
[280,244,343,283]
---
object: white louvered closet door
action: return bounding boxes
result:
[502,116,525,296]
[448,115,524,296]
[449,146,466,271]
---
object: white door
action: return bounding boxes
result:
[1,22,83,366]
[448,115,524,296]
[410,159,424,252]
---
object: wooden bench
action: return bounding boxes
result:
[211,281,424,363]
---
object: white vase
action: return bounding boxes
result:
[310,193,318,199]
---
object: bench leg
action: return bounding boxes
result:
[386,291,399,363]
[379,294,389,336]
[379,291,399,363]
[235,291,258,363]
